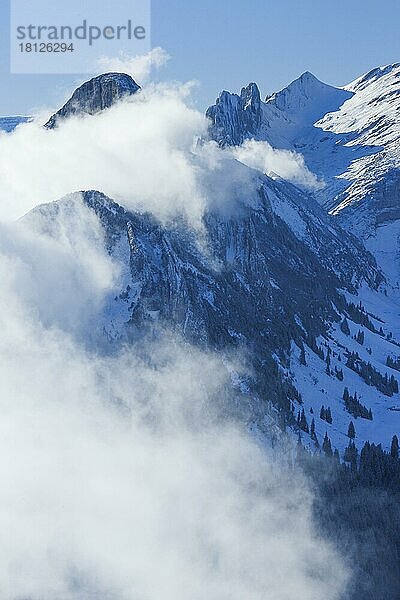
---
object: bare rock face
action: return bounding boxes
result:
[206,82,262,146]
[45,73,140,128]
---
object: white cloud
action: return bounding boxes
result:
[0,193,118,342]
[0,85,207,227]
[96,47,170,84]
[231,139,325,190]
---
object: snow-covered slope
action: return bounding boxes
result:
[316,65,400,281]
[289,282,400,454]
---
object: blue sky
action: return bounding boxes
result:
[1,0,400,115]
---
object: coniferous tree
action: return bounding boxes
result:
[325,347,331,375]
[325,362,331,375]
[335,366,344,381]
[322,432,333,457]
[340,317,350,335]
[320,405,326,420]
[391,435,399,460]
[310,417,316,441]
[299,408,309,433]
[356,329,365,345]
[348,421,356,439]
[344,440,358,470]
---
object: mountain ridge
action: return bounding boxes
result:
[206,63,400,283]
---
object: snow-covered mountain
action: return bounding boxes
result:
[6,66,400,459]
[23,179,400,455]
[207,72,353,150]
[203,65,400,452]
[207,64,400,283]
[1,50,400,596]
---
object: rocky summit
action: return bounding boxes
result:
[44,72,141,129]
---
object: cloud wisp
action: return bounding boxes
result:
[96,47,171,84]
[231,139,325,190]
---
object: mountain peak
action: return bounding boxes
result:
[268,71,353,124]
[297,70,321,83]
[45,72,140,129]
[240,82,261,103]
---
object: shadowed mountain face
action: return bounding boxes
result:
[44,73,141,129]
[23,168,383,435]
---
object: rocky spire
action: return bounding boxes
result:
[206,82,262,146]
